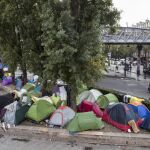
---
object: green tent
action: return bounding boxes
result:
[26,100,56,122]
[22,83,35,92]
[51,95,62,108]
[27,90,41,100]
[96,93,118,109]
[67,112,104,132]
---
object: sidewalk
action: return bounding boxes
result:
[105,64,150,82]
[1,124,150,147]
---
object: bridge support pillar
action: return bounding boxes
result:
[136,44,142,80]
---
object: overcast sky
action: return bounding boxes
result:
[113,0,150,27]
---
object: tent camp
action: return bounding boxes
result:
[3,101,29,125]
[77,100,103,118]
[50,106,75,127]
[102,103,143,132]
[67,112,104,132]
[26,100,56,122]
[96,93,118,109]
[77,89,103,105]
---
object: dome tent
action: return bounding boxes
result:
[26,100,56,122]
[102,103,143,132]
[96,93,118,109]
[77,100,103,118]
[49,106,75,127]
[77,89,103,105]
[3,101,29,125]
[128,104,150,119]
[67,112,104,132]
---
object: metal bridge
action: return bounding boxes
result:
[102,27,150,45]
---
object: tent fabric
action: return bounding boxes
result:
[89,89,103,101]
[50,106,75,127]
[31,96,53,104]
[102,103,143,132]
[67,112,104,132]
[15,104,30,125]
[26,100,56,122]
[104,93,118,104]
[3,101,19,124]
[77,89,103,105]
[0,93,14,110]
[96,93,118,109]
[77,100,103,118]
[129,101,143,106]
[51,95,62,108]
[96,95,109,109]
[2,76,12,86]
[140,115,150,130]
[130,97,144,104]
[128,104,150,119]
[22,83,35,92]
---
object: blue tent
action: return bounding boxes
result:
[128,104,150,119]
[140,115,150,131]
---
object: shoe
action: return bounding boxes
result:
[128,120,140,133]
[1,122,6,132]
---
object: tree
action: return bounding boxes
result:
[41,0,120,97]
[0,0,43,83]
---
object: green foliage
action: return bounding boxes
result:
[41,0,120,96]
[0,0,120,97]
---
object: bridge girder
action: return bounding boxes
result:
[102,27,150,45]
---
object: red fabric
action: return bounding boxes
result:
[102,110,143,132]
[92,103,103,118]
[78,100,103,117]
[78,100,93,112]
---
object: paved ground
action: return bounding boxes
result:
[98,63,150,99]
[0,135,149,150]
[96,76,150,99]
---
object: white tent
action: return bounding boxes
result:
[50,106,75,127]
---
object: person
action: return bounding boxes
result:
[115,65,119,73]
[143,63,147,79]
[0,59,3,79]
[136,67,140,81]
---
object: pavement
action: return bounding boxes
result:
[98,64,150,99]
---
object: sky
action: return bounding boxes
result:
[113,0,150,27]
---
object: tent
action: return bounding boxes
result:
[102,103,143,132]
[0,93,14,110]
[26,100,56,122]
[2,76,12,86]
[128,104,150,119]
[77,89,103,105]
[140,115,150,131]
[67,112,104,132]
[22,83,35,92]
[3,101,29,125]
[31,96,53,104]
[130,97,144,104]
[51,95,62,108]
[49,106,75,127]
[96,93,118,109]
[77,100,103,118]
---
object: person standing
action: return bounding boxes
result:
[0,59,3,79]
[136,64,140,81]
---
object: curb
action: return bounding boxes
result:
[1,125,150,147]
